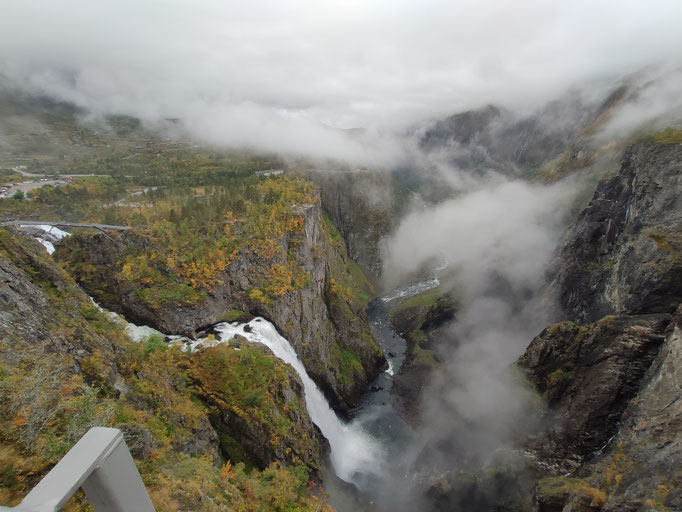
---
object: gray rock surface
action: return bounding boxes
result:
[549,143,682,323]
[309,169,394,275]
[517,314,670,475]
[513,141,682,511]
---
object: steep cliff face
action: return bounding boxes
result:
[595,309,682,512]
[549,143,682,323]
[0,228,117,371]
[186,338,327,472]
[511,141,682,511]
[522,311,681,512]
[517,314,670,475]
[308,170,394,275]
[55,196,384,413]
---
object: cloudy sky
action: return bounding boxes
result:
[1,0,681,159]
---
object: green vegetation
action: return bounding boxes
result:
[142,334,168,358]
[388,287,452,368]
[0,228,330,511]
[536,147,595,183]
[322,214,343,250]
[648,231,682,263]
[117,177,315,306]
[321,219,377,310]
[547,368,575,390]
[536,477,607,509]
[583,259,615,274]
[336,348,364,387]
[218,309,250,323]
[392,287,444,311]
[639,127,682,144]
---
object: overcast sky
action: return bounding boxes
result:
[1,0,681,159]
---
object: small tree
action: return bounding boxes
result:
[12,190,24,201]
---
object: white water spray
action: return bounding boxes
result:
[192,318,385,482]
[22,224,71,255]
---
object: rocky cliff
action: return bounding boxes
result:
[0,227,331,510]
[519,310,681,512]
[421,140,681,511]
[517,314,671,475]
[514,142,682,511]
[549,143,682,323]
[55,194,384,414]
[308,169,394,275]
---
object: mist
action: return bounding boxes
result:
[2,1,682,162]
[597,67,682,142]
[376,172,581,508]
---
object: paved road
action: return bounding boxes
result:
[13,168,110,178]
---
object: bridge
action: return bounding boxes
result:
[2,221,132,240]
[2,221,131,231]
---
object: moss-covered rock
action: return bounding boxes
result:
[387,287,455,426]
[55,183,384,413]
[517,313,670,475]
[189,342,326,472]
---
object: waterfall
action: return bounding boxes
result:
[22,224,71,255]
[194,318,385,483]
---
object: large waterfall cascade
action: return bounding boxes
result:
[198,319,386,482]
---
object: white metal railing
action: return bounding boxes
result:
[0,427,155,512]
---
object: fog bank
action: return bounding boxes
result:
[2,1,681,161]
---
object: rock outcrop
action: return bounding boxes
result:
[0,227,220,466]
[549,143,682,323]
[594,308,682,512]
[388,287,455,426]
[527,310,682,512]
[0,227,329,504]
[188,338,327,472]
[517,314,670,475]
[55,196,384,413]
[0,227,117,372]
[512,141,682,511]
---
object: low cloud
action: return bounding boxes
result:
[597,67,682,142]
[379,173,581,505]
[1,1,681,161]
[382,178,572,293]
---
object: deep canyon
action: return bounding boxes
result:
[0,73,681,512]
